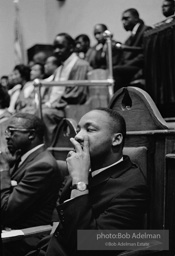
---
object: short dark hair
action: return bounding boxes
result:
[1,75,8,80]
[55,33,75,48]
[12,113,45,141]
[46,56,59,66]
[95,23,108,31]
[0,85,10,108]
[13,64,31,82]
[164,0,174,4]
[33,62,45,75]
[123,8,140,20]
[95,108,126,146]
[75,34,90,46]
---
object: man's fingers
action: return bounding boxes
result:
[83,135,89,153]
[67,150,75,158]
[70,138,82,152]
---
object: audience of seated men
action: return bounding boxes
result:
[16,63,45,114]
[42,32,91,146]
[8,64,31,114]
[1,113,62,256]
[86,23,120,69]
[35,108,148,256]
[75,34,91,60]
[113,8,152,92]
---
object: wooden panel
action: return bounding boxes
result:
[48,118,76,160]
[109,87,175,233]
[165,154,175,255]
[109,87,168,131]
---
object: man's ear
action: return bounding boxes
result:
[112,133,123,146]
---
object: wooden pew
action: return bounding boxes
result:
[109,86,175,254]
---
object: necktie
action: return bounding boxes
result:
[10,155,21,177]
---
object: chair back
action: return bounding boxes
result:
[109,86,175,235]
[109,86,168,131]
[123,146,147,178]
[48,118,77,160]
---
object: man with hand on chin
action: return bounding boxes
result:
[46,108,148,256]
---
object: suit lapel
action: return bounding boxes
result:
[123,22,146,60]
[59,156,132,203]
[11,145,46,180]
[90,156,132,188]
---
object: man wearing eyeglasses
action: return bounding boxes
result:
[1,113,62,256]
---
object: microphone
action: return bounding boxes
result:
[103,30,113,39]
[115,43,143,53]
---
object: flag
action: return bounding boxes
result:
[14,0,27,65]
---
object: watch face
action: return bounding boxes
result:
[77,182,87,191]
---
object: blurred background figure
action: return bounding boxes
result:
[162,0,175,17]
[44,55,59,78]
[1,75,9,88]
[75,34,91,60]
[0,84,11,152]
[0,84,11,122]
[8,64,31,114]
[42,55,59,101]
[16,63,45,114]
[87,23,119,70]
[113,8,152,92]
[33,50,48,65]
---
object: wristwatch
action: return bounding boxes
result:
[71,181,88,191]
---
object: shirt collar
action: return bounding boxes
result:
[62,52,78,66]
[19,144,44,166]
[131,22,140,36]
[91,157,123,177]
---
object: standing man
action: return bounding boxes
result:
[46,108,148,256]
[113,8,152,91]
[1,113,62,256]
[42,33,91,146]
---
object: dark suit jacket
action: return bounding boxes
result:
[86,41,120,69]
[1,145,62,229]
[46,156,149,256]
[118,20,152,68]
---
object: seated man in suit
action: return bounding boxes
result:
[1,113,62,256]
[45,108,149,256]
[113,8,152,92]
[42,32,91,146]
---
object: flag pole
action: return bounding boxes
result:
[13,0,27,65]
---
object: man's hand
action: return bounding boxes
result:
[66,135,90,184]
[0,151,10,172]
